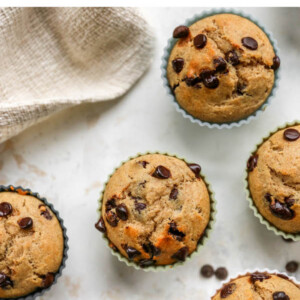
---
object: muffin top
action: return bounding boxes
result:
[0,189,64,298]
[96,154,211,267]
[167,13,279,123]
[247,125,300,234]
[212,272,300,299]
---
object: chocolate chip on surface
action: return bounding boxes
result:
[0,202,12,217]
[200,264,214,278]
[134,201,147,213]
[215,267,228,280]
[142,242,161,257]
[168,222,185,241]
[116,204,129,221]
[122,244,141,260]
[169,187,178,200]
[0,272,13,289]
[187,163,201,178]
[105,198,117,212]
[172,58,184,73]
[285,261,298,273]
[284,128,300,141]
[95,217,106,233]
[173,25,189,38]
[139,161,149,168]
[214,57,227,72]
[39,205,52,220]
[42,273,54,288]
[225,50,240,65]
[269,200,295,220]
[171,246,189,261]
[185,76,201,87]
[220,283,236,298]
[18,217,33,229]
[272,56,281,70]
[247,154,258,172]
[194,34,207,49]
[273,291,290,300]
[106,211,118,227]
[152,165,171,179]
[202,73,219,89]
[242,37,258,50]
[250,272,271,283]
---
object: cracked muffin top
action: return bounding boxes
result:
[212,272,300,299]
[0,189,64,298]
[95,154,211,268]
[167,13,280,123]
[247,125,300,234]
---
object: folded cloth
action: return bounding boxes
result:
[0,7,153,143]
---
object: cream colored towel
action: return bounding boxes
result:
[0,7,153,143]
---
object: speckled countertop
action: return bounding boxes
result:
[0,7,299,300]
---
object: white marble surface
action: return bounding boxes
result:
[0,7,299,300]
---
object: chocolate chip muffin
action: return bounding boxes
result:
[167,13,280,123]
[95,154,212,268]
[247,125,300,234]
[212,272,300,299]
[0,186,64,298]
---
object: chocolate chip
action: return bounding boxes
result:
[250,272,271,284]
[95,217,106,233]
[172,58,184,73]
[200,264,214,278]
[269,200,295,220]
[194,34,207,49]
[285,261,298,273]
[0,272,13,289]
[135,201,146,213]
[247,154,258,172]
[202,72,219,89]
[152,165,171,179]
[185,76,201,87]
[272,56,281,71]
[105,198,117,212]
[116,204,129,221]
[18,217,33,229]
[215,267,228,280]
[242,37,258,50]
[173,25,189,38]
[122,244,141,260]
[39,205,52,220]
[220,283,236,298]
[265,193,272,202]
[273,292,290,300]
[284,197,295,207]
[284,128,300,141]
[169,222,185,241]
[226,50,240,65]
[187,163,201,178]
[42,273,54,288]
[139,161,149,168]
[142,242,161,257]
[0,202,12,217]
[214,57,227,72]
[106,211,118,227]
[139,259,156,268]
[170,187,178,200]
[171,246,189,261]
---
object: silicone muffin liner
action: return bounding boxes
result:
[0,185,69,300]
[96,152,216,272]
[245,121,300,241]
[161,8,280,129]
[210,269,300,299]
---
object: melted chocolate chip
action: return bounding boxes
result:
[225,50,240,65]
[105,198,117,212]
[251,272,271,284]
[18,217,33,229]
[95,217,106,233]
[284,128,300,141]
[269,200,295,220]
[247,154,258,172]
[215,267,228,280]
[273,292,290,300]
[200,264,214,278]
[116,204,129,221]
[242,37,258,50]
[122,244,141,260]
[214,57,227,72]
[272,56,281,71]
[0,272,13,289]
[220,283,236,298]
[185,76,201,87]
[284,197,295,207]
[142,242,161,257]
[0,202,12,217]
[135,201,147,213]
[285,261,298,273]
[152,166,171,179]
[169,222,185,241]
[139,161,149,168]
[171,246,189,261]
[173,25,189,38]
[42,273,54,288]
[194,34,207,49]
[39,205,53,220]
[172,58,184,73]
[202,72,219,89]
[170,187,178,200]
[187,163,201,178]
[139,259,156,268]
[106,211,118,227]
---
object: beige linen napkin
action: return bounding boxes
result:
[0,7,153,143]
